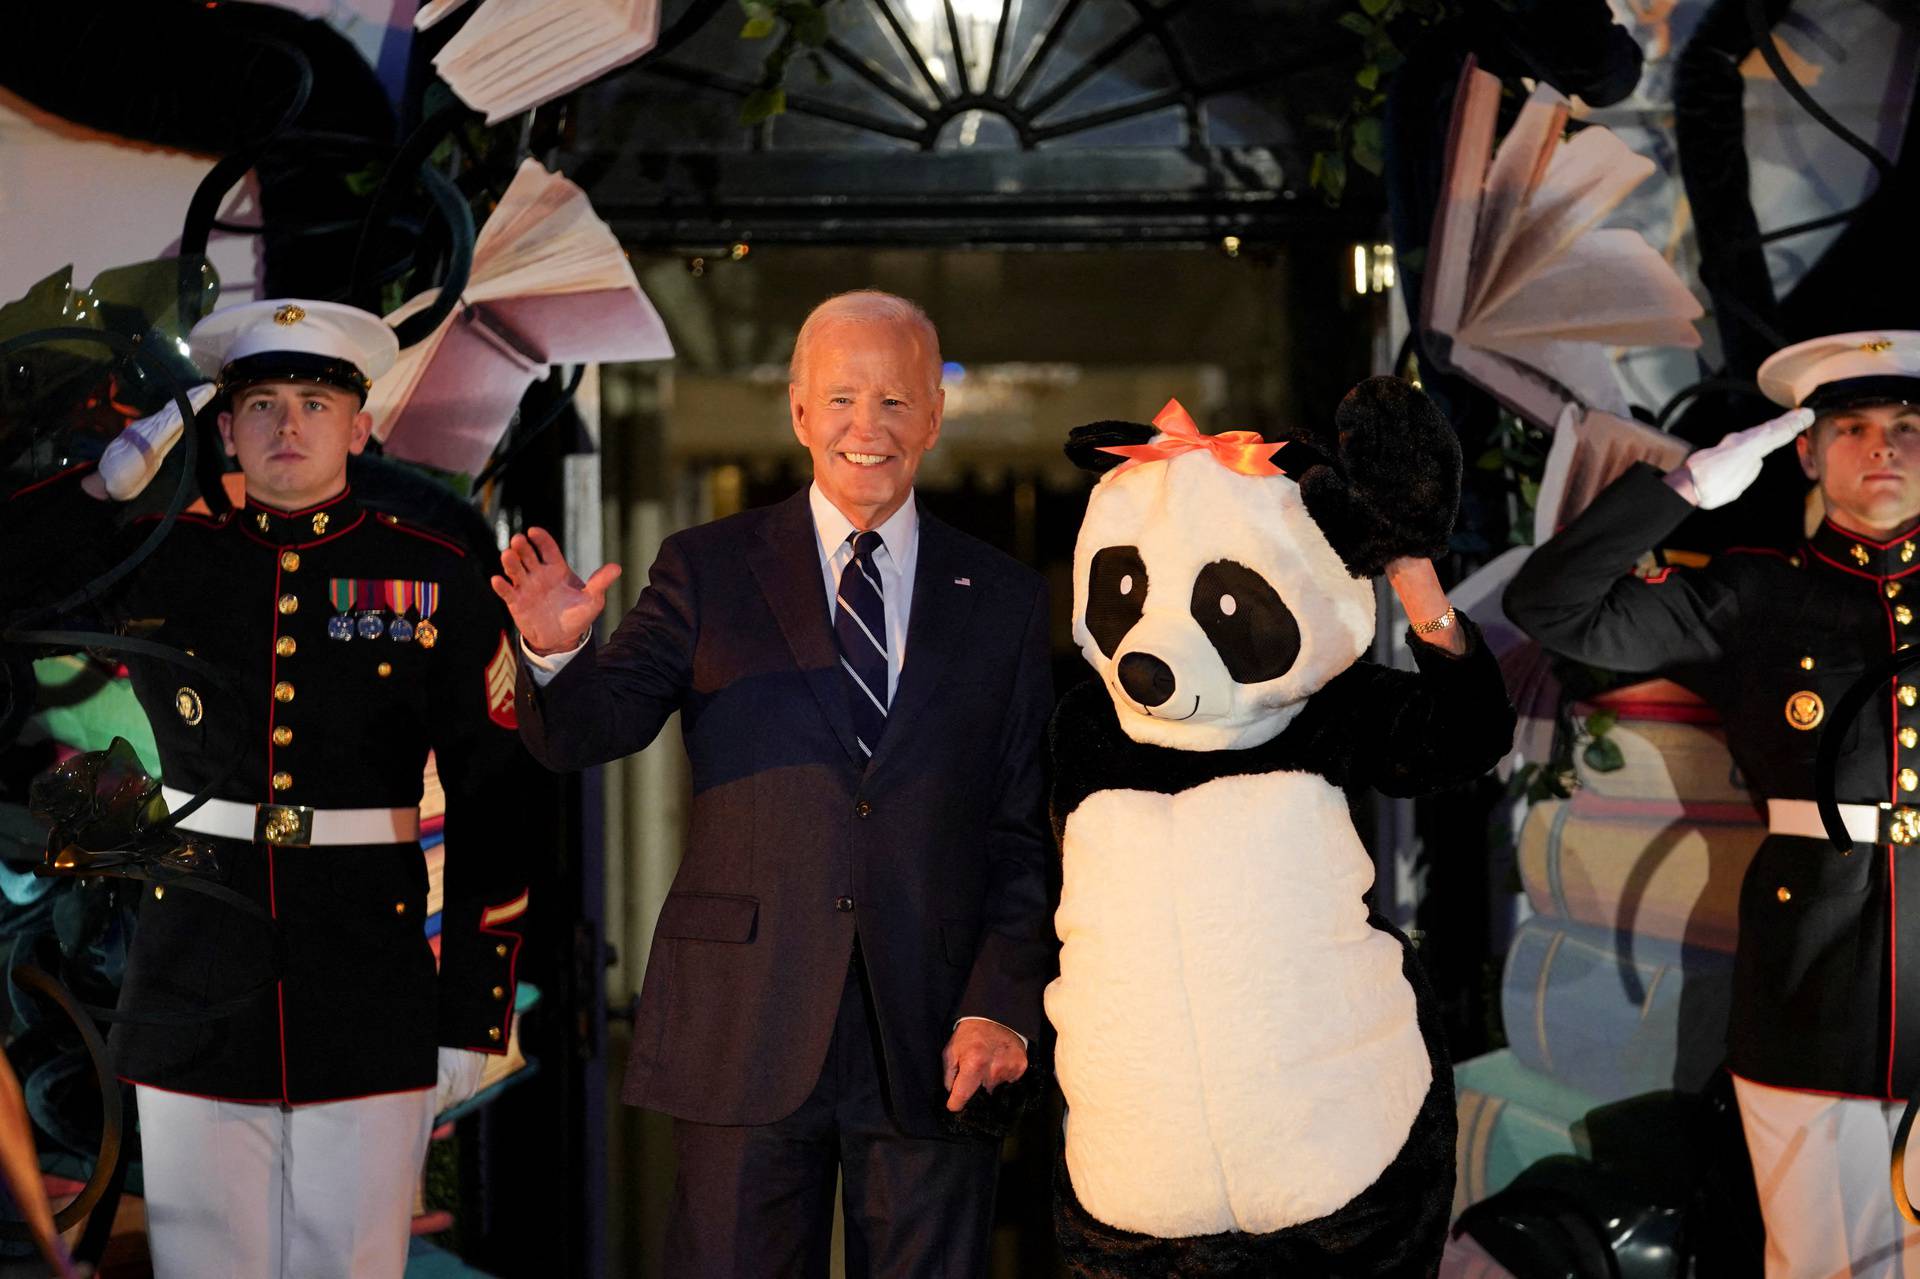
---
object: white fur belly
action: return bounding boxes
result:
[1044,770,1431,1238]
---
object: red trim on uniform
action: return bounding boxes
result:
[9,461,96,500]
[1892,842,1902,1100]
[131,510,228,529]
[1809,546,1889,582]
[1726,1070,1900,1104]
[1824,518,1920,551]
[380,518,468,558]
[244,487,356,519]
[1640,567,1673,585]
[268,560,291,1105]
[118,1077,284,1104]
[238,509,368,551]
[475,916,524,1056]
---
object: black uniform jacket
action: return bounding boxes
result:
[13,473,532,1104]
[1507,462,1920,1099]
[516,489,1057,1139]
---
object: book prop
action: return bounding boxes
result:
[1422,59,1703,429]
[367,160,673,479]
[417,0,662,125]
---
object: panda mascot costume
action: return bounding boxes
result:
[1045,376,1516,1276]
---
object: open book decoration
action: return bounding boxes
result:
[1423,58,1703,429]
[369,160,673,478]
[1533,404,1691,542]
[417,0,662,125]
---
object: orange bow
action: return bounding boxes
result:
[1097,399,1290,477]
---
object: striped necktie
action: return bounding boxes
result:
[835,530,890,759]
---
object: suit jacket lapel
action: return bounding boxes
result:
[871,512,976,767]
[747,492,864,767]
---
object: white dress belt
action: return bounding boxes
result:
[160,787,420,847]
[1768,798,1887,844]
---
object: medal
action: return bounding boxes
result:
[1785,690,1824,731]
[415,582,441,649]
[384,579,416,642]
[327,578,361,641]
[357,612,386,640]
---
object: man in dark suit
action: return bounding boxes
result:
[493,291,1056,1275]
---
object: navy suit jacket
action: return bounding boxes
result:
[516,490,1057,1136]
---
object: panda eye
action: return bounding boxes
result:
[1086,546,1148,657]
[1190,560,1299,683]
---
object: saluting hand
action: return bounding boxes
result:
[1671,406,1816,510]
[491,527,622,655]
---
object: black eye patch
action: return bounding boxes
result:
[1086,546,1148,657]
[1189,560,1299,683]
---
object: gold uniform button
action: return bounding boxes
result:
[1892,582,1906,599]
[272,726,293,747]
[153,886,164,901]
[1777,887,1792,903]
[1903,685,1919,709]
[1905,728,1919,749]
[277,594,299,616]
[1800,656,1815,670]
[495,943,509,958]
[280,551,301,572]
[273,681,295,703]
[395,901,408,916]
[275,636,297,656]
[271,771,292,791]
[1900,606,1914,626]
[488,1027,502,1042]
[1904,769,1918,793]
[492,986,506,1000]
[377,662,393,678]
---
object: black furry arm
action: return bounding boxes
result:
[1310,614,1516,797]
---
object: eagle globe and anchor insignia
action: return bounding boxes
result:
[1785,690,1825,731]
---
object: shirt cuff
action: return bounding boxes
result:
[520,634,586,686]
[955,1015,1028,1050]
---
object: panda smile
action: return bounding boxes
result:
[1145,695,1201,722]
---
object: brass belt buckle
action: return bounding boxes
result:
[255,803,315,847]
[1883,804,1920,847]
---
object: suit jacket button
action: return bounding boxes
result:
[835,896,854,912]
[854,800,872,818]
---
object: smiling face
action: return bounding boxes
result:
[218,380,373,511]
[1797,402,1920,537]
[789,316,944,531]
[1073,451,1375,751]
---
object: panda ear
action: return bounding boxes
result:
[1299,376,1461,578]
[1065,420,1158,474]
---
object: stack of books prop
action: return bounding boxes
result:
[1452,680,1763,1217]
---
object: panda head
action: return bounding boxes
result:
[1067,381,1459,752]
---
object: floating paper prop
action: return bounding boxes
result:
[368,160,673,478]
[1423,59,1703,430]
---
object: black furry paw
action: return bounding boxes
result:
[1299,376,1461,578]
[938,1060,1051,1141]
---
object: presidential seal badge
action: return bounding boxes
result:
[1785,690,1825,731]
[175,687,203,726]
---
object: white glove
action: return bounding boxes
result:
[434,1046,491,1116]
[97,382,218,501]
[1677,407,1815,510]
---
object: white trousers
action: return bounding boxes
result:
[1735,1075,1920,1279]
[136,1085,436,1279]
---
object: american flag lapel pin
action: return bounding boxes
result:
[954,576,971,586]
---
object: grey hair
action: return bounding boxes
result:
[788,290,943,385]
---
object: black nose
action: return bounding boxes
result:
[1117,652,1176,707]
